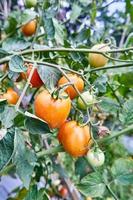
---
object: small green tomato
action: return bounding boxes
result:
[24,0,37,8]
[87,148,105,167]
[77,91,95,110]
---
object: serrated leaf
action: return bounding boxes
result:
[0,48,9,59]
[0,106,16,128]
[77,172,105,197]
[70,4,82,22]
[38,65,61,90]
[75,157,88,178]
[21,9,37,25]
[24,185,49,200]
[111,158,133,185]
[53,18,66,45]
[0,127,15,171]
[94,74,108,93]
[9,55,26,72]
[43,17,55,40]
[13,129,37,188]
[119,99,133,126]
[2,37,31,52]
[99,97,120,115]
[25,115,50,135]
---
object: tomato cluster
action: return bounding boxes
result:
[1,43,108,161]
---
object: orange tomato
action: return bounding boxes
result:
[58,121,92,157]
[3,88,19,105]
[58,73,84,99]
[26,65,43,88]
[34,90,71,129]
[21,19,37,37]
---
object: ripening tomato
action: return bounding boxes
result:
[58,121,92,157]
[59,186,68,198]
[58,73,84,99]
[87,148,105,167]
[77,91,95,110]
[26,65,43,88]
[21,19,37,37]
[89,44,110,68]
[24,0,37,8]
[34,90,71,129]
[3,88,19,105]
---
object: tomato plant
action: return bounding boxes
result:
[0,1,133,200]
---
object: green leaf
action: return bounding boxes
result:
[70,4,82,22]
[24,185,50,200]
[53,18,66,45]
[13,129,37,188]
[119,99,133,126]
[2,37,31,52]
[21,9,37,25]
[99,97,120,115]
[4,16,17,34]
[25,115,50,135]
[94,74,108,93]
[77,172,106,197]
[0,48,9,59]
[43,17,55,40]
[38,65,61,90]
[9,55,27,72]
[111,158,133,185]
[0,127,15,171]
[125,32,133,47]
[0,106,16,128]
[75,157,89,178]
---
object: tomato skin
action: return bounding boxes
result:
[59,186,68,198]
[58,73,84,99]
[21,19,37,37]
[3,88,19,105]
[77,91,95,110]
[89,44,110,68]
[34,90,71,129]
[87,148,105,167]
[58,121,92,157]
[24,0,37,8]
[26,65,43,88]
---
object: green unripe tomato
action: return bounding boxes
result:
[87,148,105,167]
[89,43,110,68]
[24,0,37,8]
[77,91,94,110]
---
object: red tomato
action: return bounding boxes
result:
[3,88,19,105]
[59,186,68,198]
[26,65,43,88]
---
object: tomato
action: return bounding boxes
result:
[58,73,84,99]
[3,88,19,105]
[26,65,43,88]
[77,91,95,110]
[59,186,68,198]
[34,90,71,129]
[58,121,92,157]
[86,197,92,200]
[87,148,105,167]
[24,0,37,8]
[21,19,37,37]
[89,44,110,68]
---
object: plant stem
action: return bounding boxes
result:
[37,145,64,158]
[90,63,133,72]
[98,124,133,144]
[0,71,8,82]
[106,184,119,200]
